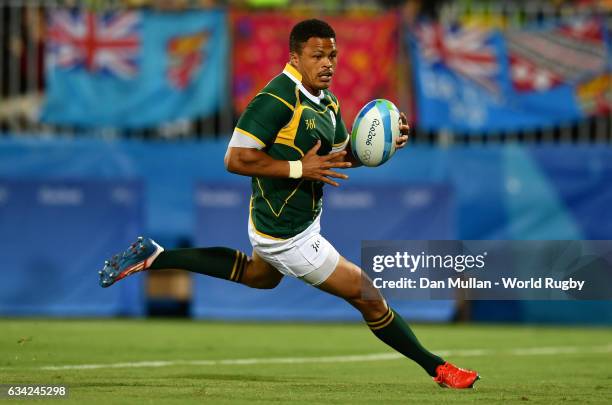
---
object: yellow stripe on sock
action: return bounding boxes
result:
[231,252,247,282]
[369,312,395,331]
[367,309,394,329]
[235,252,248,282]
[367,308,392,326]
[229,250,240,281]
[232,252,241,282]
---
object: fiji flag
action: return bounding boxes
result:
[410,20,611,133]
[41,10,227,128]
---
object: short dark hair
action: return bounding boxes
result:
[289,19,336,54]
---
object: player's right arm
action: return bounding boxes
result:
[224,93,350,186]
[226,142,350,187]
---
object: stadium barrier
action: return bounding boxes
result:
[1,136,612,322]
[0,179,145,317]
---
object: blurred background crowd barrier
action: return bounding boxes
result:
[1,0,611,323]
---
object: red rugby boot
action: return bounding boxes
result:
[433,362,480,389]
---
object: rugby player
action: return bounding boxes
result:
[99,19,479,389]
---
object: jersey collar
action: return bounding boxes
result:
[283,63,325,105]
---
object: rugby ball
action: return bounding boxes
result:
[350,99,400,167]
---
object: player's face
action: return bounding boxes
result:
[291,37,337,95]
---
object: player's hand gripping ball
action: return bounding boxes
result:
[350,99,401,167]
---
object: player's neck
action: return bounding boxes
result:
[288,62,322,97]
[301,82,321,97]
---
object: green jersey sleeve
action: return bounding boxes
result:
[235,93,294,148]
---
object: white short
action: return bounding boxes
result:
[248,213,340,286]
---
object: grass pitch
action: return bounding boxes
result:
[1,319,611,404]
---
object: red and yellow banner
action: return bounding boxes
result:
[232,12,399,127]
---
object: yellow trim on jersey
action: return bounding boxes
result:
[256,177,304,218]
[333,137,349,147]
[301,104,334,115]
[249,196,288,241]
[283,63,303,82]
[251,220,287,241]
[274,88,337,156]
[274,87,305,156]
[326,95,339,114]
[260,92,295,112]
[235,127,266,147]
[275,110,305,156]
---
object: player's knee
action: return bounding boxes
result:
[349,297,388,320]
[241,259,283,289]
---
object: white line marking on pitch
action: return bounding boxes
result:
[30,344,612,371]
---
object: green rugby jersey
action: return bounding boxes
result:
[233,64,349,239]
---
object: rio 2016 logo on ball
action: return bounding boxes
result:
[350,99,400,167]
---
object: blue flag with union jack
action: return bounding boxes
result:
[41,9,227,128]
[409,19,612,133]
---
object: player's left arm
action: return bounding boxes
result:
[330,112,410,166]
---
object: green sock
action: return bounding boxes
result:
[149,247,248,283]
[367,308,445,376]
